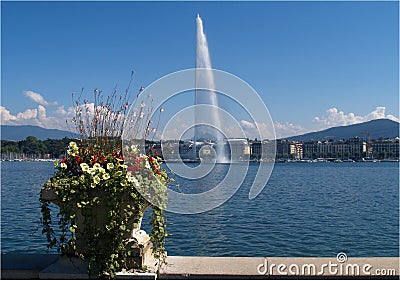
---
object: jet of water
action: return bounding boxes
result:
[195,14,228,163]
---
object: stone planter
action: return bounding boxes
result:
[40,187,156,271]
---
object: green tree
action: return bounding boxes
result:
[19,136,47,156]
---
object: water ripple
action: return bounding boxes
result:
[1,162,398,257]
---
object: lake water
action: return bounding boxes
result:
[1,161,398,257]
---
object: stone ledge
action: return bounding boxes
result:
[1,253,399,279]
[161,256,399,279]
[1,253,59,279]
[38,256,157,280]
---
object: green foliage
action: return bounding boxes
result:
[40,141,169,279]
[40,81,170,279]
[1,136,75,158]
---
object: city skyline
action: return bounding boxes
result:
[1,1,399,139]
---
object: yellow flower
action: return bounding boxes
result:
[107,163,114,170]
[80,163,89,172]
[60,163,67,169]
[93,175,100,185]
[67,141,79,156]
[130,145,139,153]
[53,160,59,168]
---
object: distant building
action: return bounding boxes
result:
[276,140,302,160]
[226,138,250,161]
[249,140,262,159]
[261,139,276,161]
[302,138,366,160]
[371,138,399,159]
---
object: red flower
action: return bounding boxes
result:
[149,156,154,163]
[155,151,159,156]
[61,158,67,163]
[75,156,81,163]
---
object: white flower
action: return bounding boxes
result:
[115,170,123,177]
[130,145,139,153]
[93,163,101,170]
[102,173,110,180]
[67,141,79,156]
[88,168,96,175]
[107,163,114,170]
[60,163,67,169]
[98,167,105,174]
[120,164,128,169]
[144,160,151,169]
[127,176,139,187]
[93,175,101,185]
[80,163,89,172]
[91,182,96,188]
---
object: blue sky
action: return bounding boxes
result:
[1,1,399,138]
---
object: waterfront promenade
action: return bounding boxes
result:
[1,253,398,279]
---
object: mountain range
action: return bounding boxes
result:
[1,125,79,141]
[1,118,399,141]
[285,119,399,141]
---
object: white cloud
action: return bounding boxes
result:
[0,106,17,121]
[240,120,255,129]
[37,105,47,120]
[56,105,73,116]
[313,106,399,129]
[16,108,38,120]
[0,104,70,130]
[226,120,275,140]
[24,90,57,106]
[274,121,307,139]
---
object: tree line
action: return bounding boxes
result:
[1,136,73,159]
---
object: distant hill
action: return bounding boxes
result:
[1,125,79,141]
[286,119,399,141]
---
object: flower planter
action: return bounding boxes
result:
[40,187,156,271]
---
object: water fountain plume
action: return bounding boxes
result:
[195,14,228,163]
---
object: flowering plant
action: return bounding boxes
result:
[40,78,169,279]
